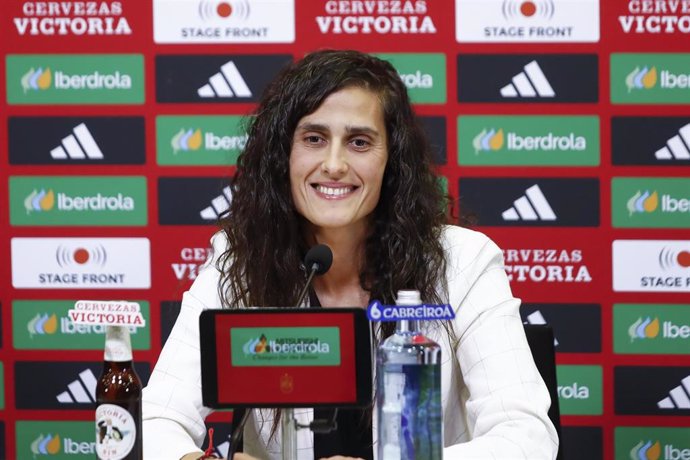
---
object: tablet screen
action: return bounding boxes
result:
[200,308,371,408]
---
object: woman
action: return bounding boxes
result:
[143,50,559,460]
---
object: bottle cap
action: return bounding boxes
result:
[104,325,133,362]
[396,290,422,306]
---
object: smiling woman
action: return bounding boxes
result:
[289,86,388,234]
[142,50,559,460]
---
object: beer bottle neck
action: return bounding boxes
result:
[104,325,133,362]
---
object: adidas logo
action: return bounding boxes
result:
[523,310,559,346]
[198,61,251,98]
[655,123,690,161]
[56,369,97,404]
[200,186,233,220]
[502,184,556,221]
[500,61,555,98]
[657,374,690,410]
[50,123,104,160]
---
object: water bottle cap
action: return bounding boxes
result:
[396,290,421,306]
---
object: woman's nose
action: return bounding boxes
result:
[321,145,348,176]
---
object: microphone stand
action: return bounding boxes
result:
[281,408,298,460]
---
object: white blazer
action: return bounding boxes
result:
[143,225,559,459]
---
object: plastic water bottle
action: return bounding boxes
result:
[377,290,443,460]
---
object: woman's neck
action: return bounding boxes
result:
[306,225,370,308]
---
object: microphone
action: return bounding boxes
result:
[296,244,333,307]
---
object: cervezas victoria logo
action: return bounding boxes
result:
[13,1,132,36]
[316,0,437,35]
[618,0,690,34]
[504,247,592,283]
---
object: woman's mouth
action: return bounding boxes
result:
[313,184,357,198]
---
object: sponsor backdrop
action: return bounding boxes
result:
[1,0,689,458]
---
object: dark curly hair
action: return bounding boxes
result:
[218,49,448,322]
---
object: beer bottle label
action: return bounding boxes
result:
[95,404,136,460]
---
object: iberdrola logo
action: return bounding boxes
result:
[21,67,52,93]
[28,313,59,337]
[243,334,270,354]
[171,128,202,154]
[31,433,61,455]
[629,317,660,342]
[630,440,661,460]
[472,128,504,154]
[626,66,658,93]
[627,190,658,216]
[24,189,55,213]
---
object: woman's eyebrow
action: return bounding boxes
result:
[296,122,329,133]
[345,125,380,138]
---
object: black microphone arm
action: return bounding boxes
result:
[295,244,333,307]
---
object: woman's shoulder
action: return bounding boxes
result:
[209,230,229,254]
[439,224,497,252]
[438,224,505,271]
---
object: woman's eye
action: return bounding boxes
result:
[351,138,370,149]
[305,135,323,144]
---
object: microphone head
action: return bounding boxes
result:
[304,244,333,276]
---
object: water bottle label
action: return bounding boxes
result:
[379,364,443,460]
[367,300,455,322]
[95,404,136,460]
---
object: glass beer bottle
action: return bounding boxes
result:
[95,325,143,460]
